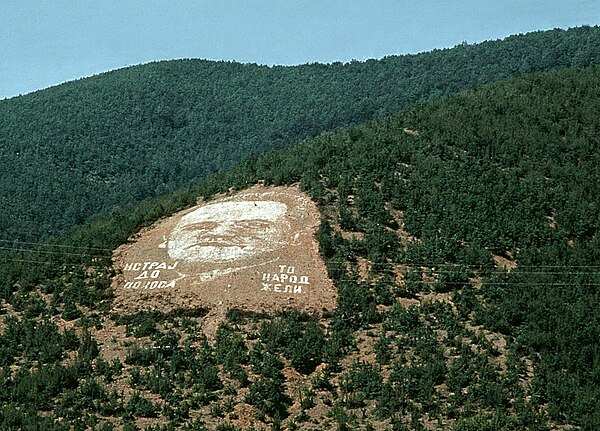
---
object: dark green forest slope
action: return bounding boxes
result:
[2,26,600,243]
[1,66,598,430]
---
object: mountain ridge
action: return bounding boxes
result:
[1,65,598,429]
[1,26,600,244]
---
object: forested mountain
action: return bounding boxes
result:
[1,66,599,430]
[1,26,600,244]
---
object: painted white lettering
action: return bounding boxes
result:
[294,285,302,294]
[289,275,297,283]
[299,276,310,285]
[167,262,178,270]
[135,271,149,280]
[132,262,142,271]
[280,274,288,282]
[262,273,271,282]
[279,265,286,273]
[156,262,167,270]
[261,283,272,291]
[287,266,295,274]
[127,281,141,289]
[150,270,160,279]
[274,284,282,292]
[272,274,280,282]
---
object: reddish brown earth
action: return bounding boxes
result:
[111,185,336,320]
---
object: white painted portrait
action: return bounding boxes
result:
[167,200,290,263]
[158,190,311,281]
[113,185,337,315]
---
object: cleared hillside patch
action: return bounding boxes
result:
[112,185,336,324]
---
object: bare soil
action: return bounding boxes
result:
[111,185,336,327]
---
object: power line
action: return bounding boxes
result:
[0,254,598,274]
[342,268,600,275]
[331,261,600,269]
[0,240,598,269]
[0,246,110,258]
[0,257,100,267]
[0,238,112,252]
[0,263,597,287]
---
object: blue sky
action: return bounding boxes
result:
[1,0,599,99]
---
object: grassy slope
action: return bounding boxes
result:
[1,26,600,243]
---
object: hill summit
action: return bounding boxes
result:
[0,37,600,431]
[1,26,600,243]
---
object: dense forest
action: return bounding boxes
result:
[1,26,600,243]
[0,65,598,430]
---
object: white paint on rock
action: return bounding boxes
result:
[167,201,290,263]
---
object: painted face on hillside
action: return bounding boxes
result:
[167,200,290,263]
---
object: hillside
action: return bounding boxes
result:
[1,66,599,430]
[1,26,600,244]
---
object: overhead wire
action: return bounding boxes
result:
[0,248,598,274]
[0,246,110,259]
[332,261,600,269]
[0,236,598,288]
[1,237,598,267]
[0,257,95,266]
[332,281,600,286]
[0,238,112,252]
